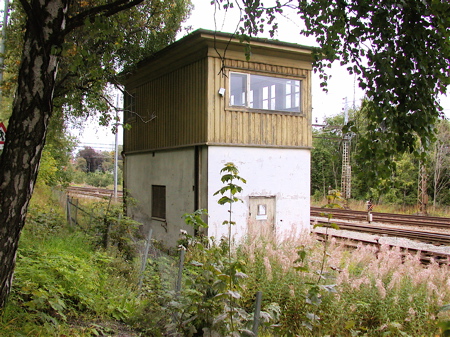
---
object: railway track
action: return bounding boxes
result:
[67,186,123,200]
[311,206,450,229]
[312,230,450,265]
[312,219,450,246]
[65,188,450,264]
[311,208,450,265]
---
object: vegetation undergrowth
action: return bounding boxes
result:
[2,182,450,336]
[0,185,147,336]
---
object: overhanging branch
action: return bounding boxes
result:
[65,0,145,34]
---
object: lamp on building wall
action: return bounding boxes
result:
[218,88,225,96]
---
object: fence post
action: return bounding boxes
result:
[175,248,186,294]
[104,220,111,249]
[252,291,263,336]
[74,198,79,226]
[138,228,153,292]
[66,195,72,226]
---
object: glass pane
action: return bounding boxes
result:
[230,73,247,106]
[250,75,301,112]
[152,185,166,219]
[230,72,301,112]
[257,204,267,216]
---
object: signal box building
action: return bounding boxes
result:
[122,29,313,247]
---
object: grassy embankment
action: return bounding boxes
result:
[1,186,450,336]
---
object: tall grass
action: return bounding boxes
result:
[0,185,146,336]
[235,231,450,336]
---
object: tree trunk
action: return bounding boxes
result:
[0,0,68,308]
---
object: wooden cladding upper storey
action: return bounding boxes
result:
[124,58,208,152]
[123,30,313,153]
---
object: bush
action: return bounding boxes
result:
[236,233,448,336]
[85,171,113,188]
[72,170,87,185]
[0,199,146,336]
[3,186,450,336]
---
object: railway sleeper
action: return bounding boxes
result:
[312,232,450,266]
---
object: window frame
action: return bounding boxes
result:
[228,71,302,115]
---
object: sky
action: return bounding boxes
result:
[72,0,449,150]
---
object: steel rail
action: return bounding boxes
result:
[312,219,450,246]
[67,186,123,199]
[312,231,450,265]
[311,207,450,229]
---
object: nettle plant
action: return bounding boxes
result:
[169,162,271,336]
[213,162,247,249]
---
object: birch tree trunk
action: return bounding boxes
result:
[0,0,68,308]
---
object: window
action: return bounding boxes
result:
[229,72,301,113]
[256,204,268,220]
[152,185,166,220]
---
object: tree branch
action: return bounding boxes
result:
[65,0,145,34]
[18,0,32,18]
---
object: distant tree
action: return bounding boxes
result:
[75,156,88,173]
[77,147,105,173]
[381,153,419,206]
[311,116,344,198]
[100,151,115,172]
[430,120,450,206]
[311,146,335,200]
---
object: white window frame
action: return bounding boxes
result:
[229,72,301,113]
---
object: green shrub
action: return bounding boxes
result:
[236,234,447,336]
[25,205,66,240]
[3,183,450,336]
[86,171,113,188]
[72,170,87,184]
[79,201,144,260]
[14,232,140,318]
[0,201,146,336]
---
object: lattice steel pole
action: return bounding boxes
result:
[341,98,351,203]
[341,138,351,200]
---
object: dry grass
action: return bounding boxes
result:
[238,230,450,335]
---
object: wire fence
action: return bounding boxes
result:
[61,191,178,295]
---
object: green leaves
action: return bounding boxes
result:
[182,209,208,230]
[6,0,192,125]
[213,162,247,206]
[293,247,309,272]
[438,311,450,336]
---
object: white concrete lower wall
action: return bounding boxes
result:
[206,146,310,242]
[125,145,310,247]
